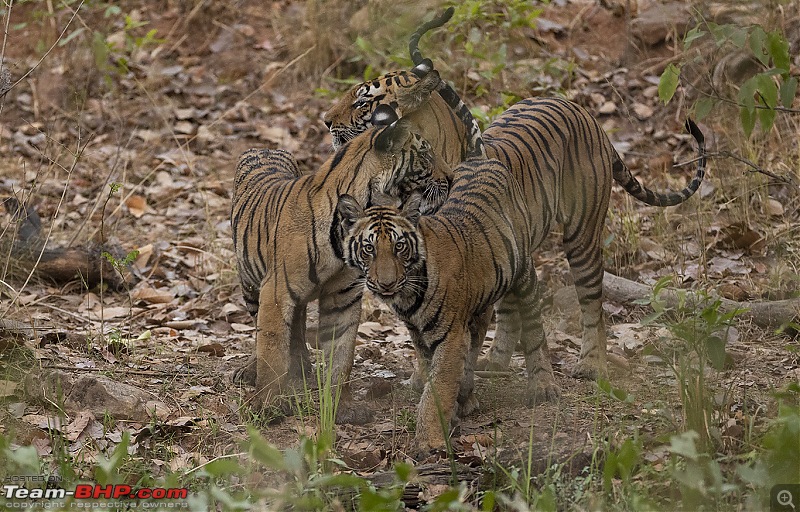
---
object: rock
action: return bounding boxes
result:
[341,441,384,470]
[366,377,393,399]
[599,101,617,114]
[25,370,169,421]
[632,102,654,120]
[631,3,692,47]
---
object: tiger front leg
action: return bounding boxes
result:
[316,269,371,425]
[413,325,469,459]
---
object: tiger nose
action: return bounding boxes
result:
[374,284,396,296]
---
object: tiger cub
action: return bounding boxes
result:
[231,117,440,416]
[335,158,560,457]
[323,10,707,379]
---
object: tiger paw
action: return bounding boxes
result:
[243,391,294,424]
[409,438,446,463]
[525,380,561,406]
[231,357,257,386]
[457,393,479,418]
[409,368,426,393]
[571,359,607,380]
[475,355,509,372]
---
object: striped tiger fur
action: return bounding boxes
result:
[335,157,559,456]
[230,118,440,413]
[322,12,707,379]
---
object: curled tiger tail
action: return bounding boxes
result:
[407,7,486,160]
[436,82,486,160]
[409,7,454,66]
[614,118,706,207]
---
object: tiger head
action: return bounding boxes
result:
[323,61,440,150]
[334,193,425,298]
[363,115,441,206]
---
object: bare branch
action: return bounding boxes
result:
[675,151,796,187]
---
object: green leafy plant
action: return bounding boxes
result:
[738,383,800,507]
[640,278,745,451]
[658,22,796,137]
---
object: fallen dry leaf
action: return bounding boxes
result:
[31,437,52,457]
[125,195,148,218]
[765,198,784,216]
[22,414,63,432]
[230,322,254,332]
[65,410,95,442]
[197,343,225,356]
[132,287,174,304]
[88,306,131,321]
[0,380,18,397]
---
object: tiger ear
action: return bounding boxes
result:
[371,104,399,126]
[396,69,440,112]
[411,58,434,78]
[336,194,364,233]
[402,191,423,226]
[374,118,412,154]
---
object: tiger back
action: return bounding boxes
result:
[230,118,444,417]
[336,157,558,456]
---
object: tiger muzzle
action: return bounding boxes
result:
[367,278,403,297]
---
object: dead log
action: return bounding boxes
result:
[603,272,800,329]
[363,462,482,509]
[324,462,482,509]
[2,197,125,289]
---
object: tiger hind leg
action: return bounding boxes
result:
[232,306,310,387]
[253,282,295,407]
[457,307,493,418]
[563,230,608,379]
[514,272,560,405]
[475,302,515,371]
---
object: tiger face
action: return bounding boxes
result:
[336,194,424,298]
[323,70,422,149]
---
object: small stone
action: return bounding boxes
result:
[599,101,617,114]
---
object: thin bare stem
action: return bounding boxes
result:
[675,151,795,186]
[0,135,91,319]
[7,0,86,93]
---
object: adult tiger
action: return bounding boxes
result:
[335,157,559,457]
[230,117,441,416]
[322,9,707,379]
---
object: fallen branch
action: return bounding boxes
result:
[363,462,482,509]
[603,272,800,329]
[2,197,124,290]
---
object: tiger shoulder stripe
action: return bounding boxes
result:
[230,118,441,413]
[336,157,558,457]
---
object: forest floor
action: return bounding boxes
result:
[1,0,799,509]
